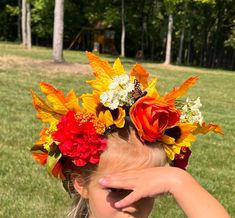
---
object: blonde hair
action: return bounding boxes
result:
[66,125,168,218]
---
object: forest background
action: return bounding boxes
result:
[0,0,235,70]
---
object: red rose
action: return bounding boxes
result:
[130,96,180,142]
[52,111,107,167]
[174,147,192,170]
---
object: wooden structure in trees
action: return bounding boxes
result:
[68,26,116,54]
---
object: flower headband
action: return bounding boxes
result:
[31,52,223,180]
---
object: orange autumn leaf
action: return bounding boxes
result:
[32,152,48,165]
[35,128,49,145]
[32,82,80,123]
[164,77,199,103]
[130,64,149,89]
[194,123,224,135]
[51,162,65,180]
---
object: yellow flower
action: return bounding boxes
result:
[161,123,197,160]
[80,91,126,128]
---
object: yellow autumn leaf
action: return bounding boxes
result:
[86,52,127,93]
[32,82,80,124]
[113,58,126,75]
[194,123,224,135]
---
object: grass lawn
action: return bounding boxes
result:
[0,42,234,218]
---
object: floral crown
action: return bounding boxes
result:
[31,52,223,180]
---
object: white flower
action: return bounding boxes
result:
[109,98,119,110]
[101,75,135,110]
[126,83,135,92]
[109,80,119,90]
[180,97,203,125]
[119,74,129,85]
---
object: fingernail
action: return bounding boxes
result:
[115,202,121,208]
[99,178,108,185]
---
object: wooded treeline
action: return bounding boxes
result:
[0,0,234,70]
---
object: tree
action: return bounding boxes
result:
[53,0,64,63]
[121,0,125,57]
[163,0,183,65]
[164,13,173,64]
[21,0,31,48]
[21,0,27,46]
[176,0,188,65]
[26,1,31,48]
[18,0,22,41]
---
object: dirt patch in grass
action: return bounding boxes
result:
[0,55,92,75]
[1,55,232,77]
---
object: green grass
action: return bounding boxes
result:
[0,42,234,217]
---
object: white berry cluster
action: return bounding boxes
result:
[180,97,203,125]
[100,75,135,110]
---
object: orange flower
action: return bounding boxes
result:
[130,96,181,142]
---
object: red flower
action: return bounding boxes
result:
[174,147,192,170]
[52,111,107,167]
[130,96,180,142]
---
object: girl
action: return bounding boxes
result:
[67,125,229,218]
[31,52,230,218]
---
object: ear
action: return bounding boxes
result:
[72,175,89,198]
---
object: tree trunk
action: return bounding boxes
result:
[26,2,31,49]
[121,0,125,57]
[21,0,27,46]
[164,14,173,65]
[53,0,65,63]
[151,36,155,60]
[177,1,188,65]
[200,28,207,67]
[141,20,147,59]
[18,0,22,42]
[177,27,185,65]
[231,49,235,70]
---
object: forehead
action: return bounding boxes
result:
[95,133,167,176]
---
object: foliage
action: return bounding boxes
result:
[30,0,54,44]
[5,4,19,16]
[225,20,235,48]
[0,0,18,41]
[0,0,234,69]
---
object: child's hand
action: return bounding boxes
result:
[98,167,180,208]
[99,166,230,218]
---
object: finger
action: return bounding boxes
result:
[114,190,142,208]
[100,169,143,180]
[98,177,135,190]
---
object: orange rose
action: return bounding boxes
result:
[130,96,181,142]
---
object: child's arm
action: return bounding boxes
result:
[99,167,230,218]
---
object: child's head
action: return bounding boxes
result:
[68,125,168,218]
